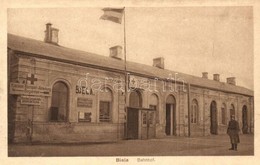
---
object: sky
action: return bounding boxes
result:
[7,7,253,89]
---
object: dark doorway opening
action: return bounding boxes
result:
[165,95,176,136]
[210,101,218,135]
[166,104,171,135]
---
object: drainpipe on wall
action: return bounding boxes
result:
[187,83,191,137]
[31,105,34,143]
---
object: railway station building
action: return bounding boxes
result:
[8,24,254,143]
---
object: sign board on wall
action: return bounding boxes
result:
[9,82,51,96]
[77,97,93,108]
[20,96,43,105]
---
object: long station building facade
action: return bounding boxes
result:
[8,24,254,143]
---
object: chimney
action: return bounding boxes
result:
[153,57,164,69]
[213,74,220,81]
[202,72,208,79]
[45,23,52,43]
[109,46,123,60]
[227,77,236,85]
[44,23,59,45]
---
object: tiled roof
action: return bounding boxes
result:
[8,33,253,96]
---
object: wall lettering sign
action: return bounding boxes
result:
[76,85,94,95]
[20,96,43,105]
[9,82,51,96]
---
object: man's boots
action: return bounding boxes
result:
[234,144,237,151]
[229,144,234,150]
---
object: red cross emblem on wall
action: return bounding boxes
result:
[27,73,38,85]
[129,76,136,85]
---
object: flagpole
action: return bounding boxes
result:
[100,7,127,140]
[123,7,128,139]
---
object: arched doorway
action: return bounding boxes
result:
[165,95,176,136]
[50,81,69,122]
[127,90,142,139]
[129,90,142,107]
[210,101,217,135]
[242,105,248,134]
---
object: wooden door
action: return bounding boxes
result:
[127,108,139,139]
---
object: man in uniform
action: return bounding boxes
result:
[227,115,240,151]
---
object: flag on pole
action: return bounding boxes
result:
[100,8,124,24]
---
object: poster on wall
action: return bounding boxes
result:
[78,112,92,122]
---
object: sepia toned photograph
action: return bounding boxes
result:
[6,5,254,158]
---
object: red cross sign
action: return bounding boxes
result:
[27,73,38,85]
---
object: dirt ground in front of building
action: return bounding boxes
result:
[8,134,253,156]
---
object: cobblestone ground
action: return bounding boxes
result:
[8,134,253,156]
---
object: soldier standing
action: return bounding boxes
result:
[227,115,240,151]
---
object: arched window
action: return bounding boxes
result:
[99,88,113,122]
[230,104,235,120]
[149,94,159,124]
[191,99,198,123]
[221,103,226,125]
[50,81,69,122]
